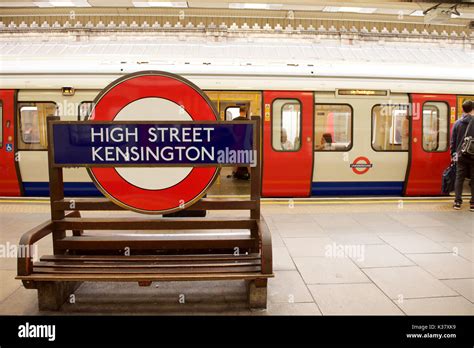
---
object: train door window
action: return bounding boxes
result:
[18,102,57,150]
[272,99,301,151]
[372,104,410,151]
[225,106,241,120]
[0,102,3,148]
[314,104,352,151]
[422,102,449,152]
[78,101,93,120]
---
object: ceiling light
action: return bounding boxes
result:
[50,1,76,5]
[34,0,91,6]
[410,10,424,17]
[133,1,188,7]
[229,3,283,10]
[34,1,54,7]
[1,2,36,6]
[323,6,377,14]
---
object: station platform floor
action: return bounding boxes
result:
[0,197,472,315]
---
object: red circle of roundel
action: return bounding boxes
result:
[87,72,218,214]
[351,156,372,175]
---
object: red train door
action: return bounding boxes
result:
[262,91,314,197]
[0,90,21,196]
[405,94,457,196]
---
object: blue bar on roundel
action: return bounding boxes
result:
[52,122,255,166]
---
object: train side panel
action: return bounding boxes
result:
[312,92,409,195]
[404,94,456,196]
[262,91,314,197]
[0,90,22,196]
[15,89,101,196]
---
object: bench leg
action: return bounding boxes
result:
[248,279,267,310]
[37,281,81,311]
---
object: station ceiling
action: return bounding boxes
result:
[0,1,473,33]
[0,0,472,88]
[0,1,473,20]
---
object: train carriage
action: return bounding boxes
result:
[1,86,472,198]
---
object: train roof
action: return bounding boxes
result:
[1,36,473,93]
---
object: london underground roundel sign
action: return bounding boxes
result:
[87,71,219,214]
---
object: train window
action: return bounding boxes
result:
[314,104,352,151]
[78,101,93,120]
[372,104,410,151]
[422,102,449,152]
[272,99,301,152]
[18,102,57,150]
[0,102,3,148]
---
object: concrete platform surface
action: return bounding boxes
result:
[0,198,473,315]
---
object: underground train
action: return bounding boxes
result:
[0,69,472,198]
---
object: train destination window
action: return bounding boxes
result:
[372,104,409,151]
[18,102,57,150]
[0,102,3,148]
[78,101,93,120]
[422,102,449,152]
[314,104,352,151]
[272,99,301,152]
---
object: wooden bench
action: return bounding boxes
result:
[16,116,273,311]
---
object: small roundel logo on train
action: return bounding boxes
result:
[350,156,373,175]
[86,71,219,214]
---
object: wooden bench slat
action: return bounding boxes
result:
[34,260,261,269]
[33,266,261,274]
[17,273,273,282]
[58,234,253,241]
[55,236,257,250]
[54,218,255,230]
[53,198,257,211]
[40,254,260,262]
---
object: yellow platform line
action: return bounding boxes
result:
[0,197,457,205]
[261,199,453,205]
[0,199,50,204]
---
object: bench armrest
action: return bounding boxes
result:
[17,210,81,277]
[257,217,273,275]
[17,220,53,277]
